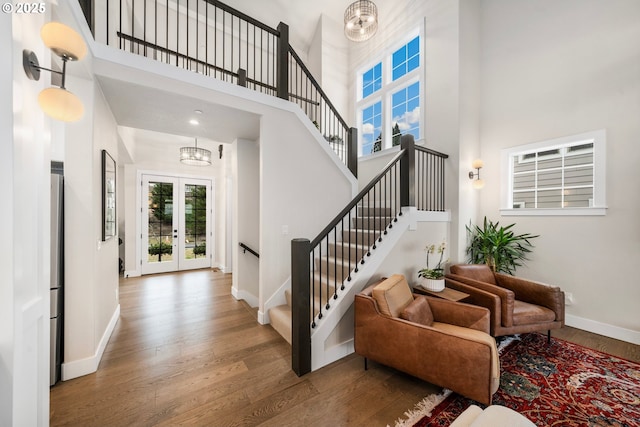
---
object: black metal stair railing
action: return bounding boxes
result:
[83,0,357,176]
[291,135,449,375]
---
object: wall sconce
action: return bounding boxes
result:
[23,22,87,122]
[469,159,485,189]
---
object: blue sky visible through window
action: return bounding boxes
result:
[362,62,382,99]
[391,81,420,140]
[392,36,420,81]
[362,101,382,154]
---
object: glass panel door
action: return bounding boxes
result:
[142,176,179,275]
[178,178,211,270]
[141,175,212,275]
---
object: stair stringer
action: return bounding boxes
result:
[310,207,451,371]
[259,277,290,325]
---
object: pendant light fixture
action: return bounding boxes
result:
[23,22,87,122]
[344,0,378,42]
[180,138,212,166]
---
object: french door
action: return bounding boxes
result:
[141,174,212,275]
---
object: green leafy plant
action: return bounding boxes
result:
[193,243,206,256]
[392,123,402,146]
[466,217,538,274]
[371,133,382,153]
[418,241,446,279]
[148,241,173,256]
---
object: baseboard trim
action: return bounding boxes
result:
[231,286,259,308]
[565,314,640,345]
[257,310,268,325]
[61,304,120,381]
[123,270,140,278]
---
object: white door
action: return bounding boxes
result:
[141,175,212,275]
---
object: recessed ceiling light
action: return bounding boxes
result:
[194,109,202,114]
[190,119,199,125]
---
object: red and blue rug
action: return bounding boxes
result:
[400,333,640,426]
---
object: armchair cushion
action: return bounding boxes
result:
[372,274,414,317]
[512,300,556,326]
[400,296,434,326]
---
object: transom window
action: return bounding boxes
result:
[392,36,420,81]
[356,31,422,156]
[362,63,382,99]
[501,129,607,216]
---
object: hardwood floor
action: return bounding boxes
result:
[50,269,640,426]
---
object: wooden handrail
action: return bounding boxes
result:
[239,242,259,258]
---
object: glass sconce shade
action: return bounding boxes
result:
[41,22,87,61]
[38,87,84,122]
[472,179,485,190]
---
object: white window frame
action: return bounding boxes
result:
[355,27,423,157]
[500,129,607,216]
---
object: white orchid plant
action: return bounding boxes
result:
[418,241,447,279]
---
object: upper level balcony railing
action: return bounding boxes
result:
[80,0,357,176]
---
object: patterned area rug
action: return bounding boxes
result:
[400,333,640,427]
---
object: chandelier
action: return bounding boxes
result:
[344,0,378,42]
[180,138,211,166]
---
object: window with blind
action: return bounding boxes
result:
[501,129,607,216]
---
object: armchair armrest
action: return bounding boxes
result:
[446,274,515,328]
[426,297,490,334]
[495,273,565,322]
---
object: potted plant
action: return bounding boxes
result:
[466,217,538,274]
[418,241,447,292]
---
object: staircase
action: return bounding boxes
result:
[269,205,393,344]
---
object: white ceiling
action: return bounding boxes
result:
[225,0,351,52]
[98,76,261,144]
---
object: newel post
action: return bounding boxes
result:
[347,127,358,178]
[400,134,415,207]
[237,68,247,87]
[276,22,290,100]
[291,238,311,376]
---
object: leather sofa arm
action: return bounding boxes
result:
[446,274,515,328]
[426,297,490,334]
[495,273,565,321]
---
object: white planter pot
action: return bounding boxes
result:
[420,278,445,292]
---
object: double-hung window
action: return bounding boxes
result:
[356,31,422,156]
[501,129,607,216]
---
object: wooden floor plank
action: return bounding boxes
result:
[50,269,640,426]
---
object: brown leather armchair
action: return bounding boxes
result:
[445,264,565,340]
[354,275,500,405]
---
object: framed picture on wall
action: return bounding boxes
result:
[102,149,116,241]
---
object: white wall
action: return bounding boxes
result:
[1,10,51,426]
[232,138,260,306]
[319,14,350,122]
[63,77,121,380]
[259,109,355,310]
[457,0,482,262]
[478,0,640,340]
